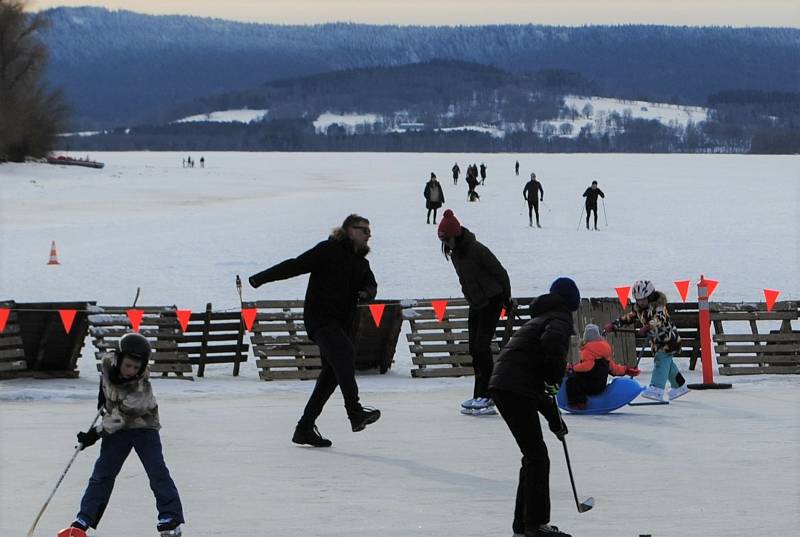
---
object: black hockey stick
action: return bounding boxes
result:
[553,400,594,513]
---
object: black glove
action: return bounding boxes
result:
[248,276,260,289]
[77,428,100,450]
[548,415,568,440]
[538,392,568,440]
[357,290,371,303]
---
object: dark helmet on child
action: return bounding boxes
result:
[118,332,151,361]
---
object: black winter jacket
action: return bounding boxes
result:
[582,187,605,208]
[449,228,511,309]
[489,293,575,396]
[424,180,445,209]
[249,235,377,337]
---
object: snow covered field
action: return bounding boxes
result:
[1,152,799,536]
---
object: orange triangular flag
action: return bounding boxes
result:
[705,278,719,299]
[59,309,77,333]
[764,289,781,312]
[369,303,385,327]
[127,309,144,332]
[500,308,507,320]
[241,308,257,332]
[0,308,9,333]
[431,300,448,322]
[674,280,690,302]
[176,310,192,332]
[614,286,631,310]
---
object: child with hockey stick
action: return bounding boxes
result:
[604,279,689,402]
[489,277,580,537]
[63,333,184,537]
[564,324,640,409]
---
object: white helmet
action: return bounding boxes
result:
[632,280,655,301]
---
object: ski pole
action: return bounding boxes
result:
[576,207,585,231]
[27,409,104,537]
[601,198,608,227]
[541,200,551,213]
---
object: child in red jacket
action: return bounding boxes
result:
[565,324,639,409]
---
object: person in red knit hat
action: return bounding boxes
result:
[564,323,640,409]
[437,209,512,415]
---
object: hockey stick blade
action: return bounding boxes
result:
[629,401,669,406]
[578,496,595,512]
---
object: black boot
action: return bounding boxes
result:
[292,424,333,447]
[349,406,381,432]
[526,524,571,537]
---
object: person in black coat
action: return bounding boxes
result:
[523,173,544,228]
[423,172,445,224]
[452,162,460,185]
[515,160,520,176]
[479,162,487,184]
[438,209,511,415]
[489,277,581,537]
[249,214,380,447]
[581,180,605,230]
[466,169,480,201]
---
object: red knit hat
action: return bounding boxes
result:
[437,209,462,240]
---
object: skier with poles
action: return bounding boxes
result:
[489,277,584,537]
[63,333,185,537]
[604,279,689,402]
[437,209,512,416]
[523,173,544,228]
[581,180,605,230]
[249,214,380,447]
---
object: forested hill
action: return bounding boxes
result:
[42,7,800,129]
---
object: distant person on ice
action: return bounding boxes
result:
[515,160,520,176]
[581,180,605,230]
[466,168,480,202]
[604,279,688,402]
[199,156,204,168]
[479,162,487,184]
[564,323,640,409]
[437,209,512,416]
[67,333,184,537]
[249,214,380,447]
[523,173,544,228]
[452,162,460,185]
[424,172,445,224]
[489,277,580,537]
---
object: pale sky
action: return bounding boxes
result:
[30,0,800,27]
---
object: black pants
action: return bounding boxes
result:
[565,361,610,405]
[468,295,504,398]
[299,323,360,426]
[491,389,552,531]
[426,207,439,223]
[586,205,598,229]
[527,200,540,225]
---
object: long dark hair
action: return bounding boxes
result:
[441,241,452,260]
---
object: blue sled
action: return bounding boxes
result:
[557,376,645,415]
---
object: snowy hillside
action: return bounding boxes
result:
[174,109,268,123]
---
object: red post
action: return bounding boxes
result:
[688,274,732,390]
[697,275,714,384]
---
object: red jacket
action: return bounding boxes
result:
[573,339,627,376]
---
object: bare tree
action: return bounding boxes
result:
[0,0,68,161]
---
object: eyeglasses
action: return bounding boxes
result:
[352,226,371,236]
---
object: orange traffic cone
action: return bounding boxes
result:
[47,240,60,265]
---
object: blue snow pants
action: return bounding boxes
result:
[77,428,184,528]
[650,351,681,389]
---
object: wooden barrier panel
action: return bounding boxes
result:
[0,301,27,378]
[174,304,249,377]
[88,306,193,380]
[711,301,800,375]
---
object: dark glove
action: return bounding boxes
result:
[357,290,371,303]
[248,276,260,289]
[77,428,100,450]
[636,324,650,337]
[548,415,568,440]
[603,322,615,334]
[625,366,641,377]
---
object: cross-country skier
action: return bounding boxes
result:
[564,323,640,409]
[437,209,512,415]
[489,277,581,537]
[523,173,544,228]
[249,214,380,447]
[604,279,689,401]
[66,333,185,537]
[581,180,605,230]
[424,172,445,224]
